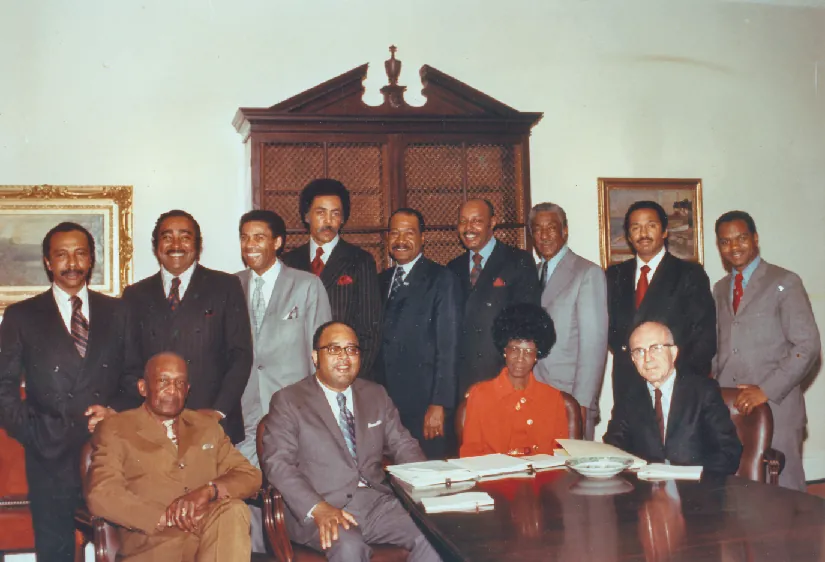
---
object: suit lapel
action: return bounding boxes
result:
[542,251,575,302]
[473,240,506,291]
[135,407,179,459]
[238,269,255,328]
[664,374,686,445]
[291,243,312,271]
[309,380,354,464]
[635,253,674,324]
[718,272,734,316]
[80,291,112,373]
[352,382,371,470]
[37,291,84,371]
[453,251,471,293]
[735,259,768,316]
[176,411,199,460]
[265,265,296,324]
[321,240,350,289]
[177,265,206,313]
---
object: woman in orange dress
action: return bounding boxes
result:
[460,303,569,457]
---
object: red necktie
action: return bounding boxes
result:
[635,264,650,309]
[654,388,665,443]
[311,247,325,276]
[469,253,483,286]
[70,296,89,358]
[732,272,744,314]
[168,277,181,311]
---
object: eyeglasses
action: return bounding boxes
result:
[629,343,675,361]
[505,346,538,357]
[317,344,361,357]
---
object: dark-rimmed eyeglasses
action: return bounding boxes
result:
[629,343,675,361]
[317,344,361,357]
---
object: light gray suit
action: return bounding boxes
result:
[533,249,608,439]
[713,258,820,491]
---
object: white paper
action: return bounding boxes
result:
[556,439,648,469]
[421,491,495,514]
[520,454,568,471]
[637,463,702,481]
[386,460,477,489]
[447,454,533,477]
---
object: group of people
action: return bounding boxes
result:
[0,176,819,561]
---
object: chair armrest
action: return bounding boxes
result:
[261,485,295,562]
[763,448,786,486]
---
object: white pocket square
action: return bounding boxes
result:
[202,443,214,450]
[367,420,382,429]
[284,305,299,320]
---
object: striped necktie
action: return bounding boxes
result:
[162,419,178,448]
[470,253,483,286]
[389,266,405,299]
[252,277,265,335]
[336,393,357,460]
[70,296,89,358]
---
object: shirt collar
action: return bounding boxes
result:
[636,246,666,270]
[51,282,89,305]
[315,375,353,405]
[738,255,761,282]
[647,368,677,396]
[161,261,197,285]
[251,259,281,285]
[310,235,340,260]
[397,252,423,276]
[541,244,569,270]
[477,235,497,261]
[491,367,536,398]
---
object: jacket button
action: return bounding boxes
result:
[733,349,738,354]
[477,353,483,358]
[67,393,74,399]
[257,366,264,371]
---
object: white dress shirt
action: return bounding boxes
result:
[161,261,197,299]
[249,260,282,311]
[310,235,340,266]
[647,369,677,434]
[387,252,423,297]
[52,283,90,331]
[635,246,666,289]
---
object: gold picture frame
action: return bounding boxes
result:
[0,185,133,313]
[598,178,703,268]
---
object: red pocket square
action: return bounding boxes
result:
[338,275,354,286]
[493,277,506,287]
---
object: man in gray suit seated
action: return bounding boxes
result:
[235,209,332,551]
[530,202,608,439]
[712,210,820,491]
[261,321,442,561]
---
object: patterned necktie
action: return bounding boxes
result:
[733,272,744,314]
[252,277,265,335]
[635,264,650,309]
[168,277,181,311]
[311,247,325,276]
[469,252,483,286]
[539,260,549,288]
[336,393,357,460]
[162,419,178,448]
[654,388,665,443]
[389,266,405,299]
[70,296,89,358]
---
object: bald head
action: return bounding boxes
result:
[139,352,190,420]
[629,321,679,388]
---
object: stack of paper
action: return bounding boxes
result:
[447,454,533,477]
[386,460,476,489]
[556,439,648,469]
[637,464,703,481]
[420,491,495,514]
[520,454,568,471]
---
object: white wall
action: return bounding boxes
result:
[2,0,824,477]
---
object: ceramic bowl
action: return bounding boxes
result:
[565,456,634,479]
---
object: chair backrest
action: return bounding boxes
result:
[455,388,584,447]
[720,387,773,482]
[256,417,268,484]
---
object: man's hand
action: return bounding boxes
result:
[197,409,225,423]
[164,486,213,532]
[735,385,769,415]
[311,501,358,549]
[85,405,115,433]
[423,405,445,440]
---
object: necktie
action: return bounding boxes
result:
[733,272,744,314]
[539,260,549,288]
[470,253,483,286]
[70,296,89,358]
[389,266,405,299]
[311,247,325,276]
[336,393,357,460]
[635,264,650,309]
[252,277,265,335]
[168,277,181,311]
[654,388,665,443]
[162,419,178,448]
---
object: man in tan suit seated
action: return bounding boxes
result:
[85,352,262,561]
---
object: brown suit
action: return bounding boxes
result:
[85,407,262,561]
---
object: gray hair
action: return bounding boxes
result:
[528,202,567,233]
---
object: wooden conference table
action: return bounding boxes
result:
[391,469,825,561]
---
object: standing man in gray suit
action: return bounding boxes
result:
[529,203,608,439]
[236,209,331,551]
[712,210,820,491]
[261,321,441,561]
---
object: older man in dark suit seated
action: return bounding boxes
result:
[261,321,442,562]
[604,321,742,474]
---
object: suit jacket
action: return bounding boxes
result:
[235,264,332,465]
[606,252,716,401]
[604,372,742,474]
[377,256,461,421]
[446,240,541,396]
[261,376,425,545]
[533,249,608,412]
[85,407,261,556]
[121,265,253,443]
[282,239,382,378]
[0,289,140,482]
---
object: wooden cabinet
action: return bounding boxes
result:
[234,47,542,268]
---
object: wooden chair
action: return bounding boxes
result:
[255,418,409,562]
[455,388,585,446]
[721,388,784,485]
[0,427,35,557]
[75,441,119,562]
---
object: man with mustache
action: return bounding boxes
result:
[377,208,461,458]
[446,199,541,397]
[606,200,716,401]
[712,211,820,491]
[0,222,140,561]
[529,202,608,439]
[122,210,253,444]
[282,179,383,379]
[235,209,331,551]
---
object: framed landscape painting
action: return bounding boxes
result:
[0,185,133,313]
[597,178,703,268]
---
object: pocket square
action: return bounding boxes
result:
[284,305,299,320]
[202,443,214,450]
[367,420,382,429]
[338,275,354,286]
[493,277,506,287]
